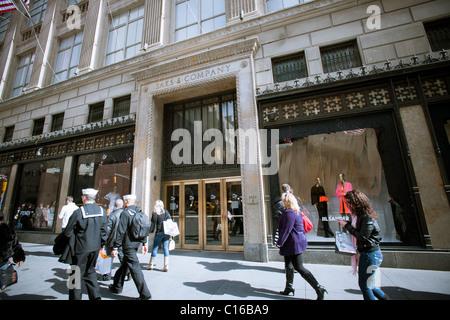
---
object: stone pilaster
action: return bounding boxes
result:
[141,0,163,48]
[400,105,450,249]
[77,0,107,73]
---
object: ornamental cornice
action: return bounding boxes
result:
[130,37,260,82]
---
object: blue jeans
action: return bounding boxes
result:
[358,249,386,300]
[152,232,170,257]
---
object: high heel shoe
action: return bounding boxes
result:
[279,287,295,296]
[315,285,328,300]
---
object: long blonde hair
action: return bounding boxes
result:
[282,193,300,215]
[153,200,165,215]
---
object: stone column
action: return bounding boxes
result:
[0,11,22,100]
[77,0,107,73]
[25,0,61,92]
[132,87,163,215]
[236,57,269,262]
[141,0,163,48]
[54,156,74,233]
[2,164,19,222]
[400,105,450,249]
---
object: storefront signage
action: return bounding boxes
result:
[154,64,234,90]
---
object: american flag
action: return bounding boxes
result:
[0,0,30,14]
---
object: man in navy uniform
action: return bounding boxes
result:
[109,194,151,300]
[63,188,107,300]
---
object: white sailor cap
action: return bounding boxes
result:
[82,188,98,196]
[123,194,137,200]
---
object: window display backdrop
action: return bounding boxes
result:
[277,128,399,242]
[14,159,63,231]
[271,111,422,246]
[72,148,133,213]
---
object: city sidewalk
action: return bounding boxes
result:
[1,242,450,301]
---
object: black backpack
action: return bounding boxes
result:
[128,208,151,242]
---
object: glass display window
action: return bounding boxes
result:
[13,159,64,231]
[71,148,133,213]
[276,128,400,243]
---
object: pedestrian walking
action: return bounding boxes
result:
[0,210,25,280]
[109,194,152,300]
[104,199,130,281]
[277,192,327,300]
[62,188,107,300]
[146,200,171,272]
[58,196,79,231]
[338,189,388,300]
[272,184,293,245]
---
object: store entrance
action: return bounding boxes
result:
[163,178,243,251]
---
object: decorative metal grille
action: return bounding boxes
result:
[424,17,450,52]
[272,53,307,83]
[321,41,361,74]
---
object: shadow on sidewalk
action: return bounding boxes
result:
[197,261,283,273]
[345,286,450,300]
[184,279,302,300]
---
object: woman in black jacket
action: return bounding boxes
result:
[0,211,25,270]
[338,190,388,300]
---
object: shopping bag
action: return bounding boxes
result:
[335,231,357,255]
[163,219,180,237]
[95,251,112,275]
[0,263,18,290]
[168,239,176,251]
[302,213,313,233]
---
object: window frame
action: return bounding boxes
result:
[32,117,45,136]
[105,4,145,66]
[12,52,35,98]
[53,32,84,84]
[320,40,362,74]
[272,52,308,83]
[88,102,105,123]
[174,0,226,42]
[3,125,14,143]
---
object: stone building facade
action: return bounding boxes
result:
[0,0,449,268]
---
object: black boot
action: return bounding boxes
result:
[315,285,328,300]
[302,270,327,300]
[279,267,295,296]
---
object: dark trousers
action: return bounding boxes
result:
[112,246,151,299]
[69,251,101,300]
[284,253,319,290]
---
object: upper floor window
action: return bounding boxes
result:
[53,32,83,83]
[27,0,48,27]
[105,5,144,66]
[51,113,65,132]
[3,126,14,143]
[12,52,35,98]
[320,40,361,74]
[272,52,308,83]
[175,0,226,42]
[113,95,131,118]
[32,117,45,136]
[88,102,104,123]
[0,12,11,43]
[424,17,450,52]
[266,0,315,13]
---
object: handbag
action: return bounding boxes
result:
[163,218,180,237]
[335,231,357,255]
[168,239,175,251]
[0,263,18,290]
[302,212,313,233]
[95,251,112,275]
